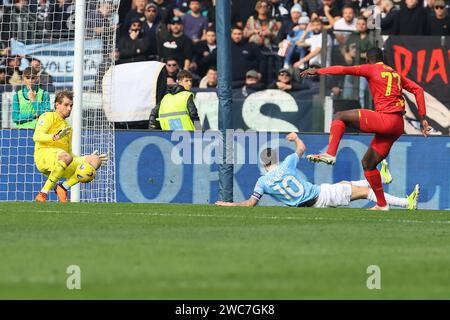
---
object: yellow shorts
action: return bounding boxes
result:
[34,148,86,178]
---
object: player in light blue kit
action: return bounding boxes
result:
[216,132,419,210]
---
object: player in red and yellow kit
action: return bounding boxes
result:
[33,91,108,203]
[300,47,430,210]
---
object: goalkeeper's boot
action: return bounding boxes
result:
[380,159,393,184]
[54,183,68,203]
[306,153,336,165]
[368,204,390,211]
[35,192,47,203]
[407,184,420,210]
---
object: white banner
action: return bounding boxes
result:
[10,38,103,88]
[102,61,165,122]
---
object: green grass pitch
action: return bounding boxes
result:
[0,203,449,299]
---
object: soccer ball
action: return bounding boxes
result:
[75,163,96,183]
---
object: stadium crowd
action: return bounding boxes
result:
[0,0,449,110]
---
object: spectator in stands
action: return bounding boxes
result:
[342,16,371,104]
[282,15,312,68]
[316,0,342,28]
[361,0,383,30]
[231,0,258,28]
[30,58,54,92]
[294,18,332,68]
[230,25,263,86]
[192,27,216,77]
[12,67,51,129]
[142,3,162,60]
[87,0,117,38]
[53,0,75,39]
[268,68,308,92]
[117,17,150,64]
[182,0,209,43]
[275,4,303,45]
[35,0,54,39]
[6,55,22,86]
[199,66,217,88]
[268,0,290,22]
[425,0,437,17]
[173,0,190,17]
[6,0,35,42]
[123,0,148,35]
[380,0,399,35]
[333,5,356,46]
[0,42,10,67]
[153,0,175,24]
[149,70,201,131]
[393,0,428,35]
[0,66,7,85]
[165,58,179,85]
[241,69,265,96]
[159,16,193,70]
[289,0,313,16]
[427,0,450,35]
[244,0,280,49]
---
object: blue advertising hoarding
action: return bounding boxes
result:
[115,131,450,210]
[1,129,449,209]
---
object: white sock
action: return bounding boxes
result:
[367,190,408,208]
[351,179,370,187]
[351,175,387,187]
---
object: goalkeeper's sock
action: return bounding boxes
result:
[42,160,67,193]
[63,175,80,189]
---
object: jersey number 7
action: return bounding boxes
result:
[381,71,401,96]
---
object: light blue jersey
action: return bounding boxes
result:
[252,153,321,207]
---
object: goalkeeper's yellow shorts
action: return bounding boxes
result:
[34,148,86,178]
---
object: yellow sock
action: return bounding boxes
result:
[42,160,67,193]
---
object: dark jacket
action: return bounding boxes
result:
[381,7,399,35]
[230,40,262,81]
[426,15,450,36]
[118,30,150,64]
[394,4,428,35]
[149,84,200,130]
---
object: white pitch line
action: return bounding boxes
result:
[8,209,450,226]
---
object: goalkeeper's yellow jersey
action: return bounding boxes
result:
[33,112,72,154]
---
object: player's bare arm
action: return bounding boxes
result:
[286,132,306,158]
[215,197,258,207]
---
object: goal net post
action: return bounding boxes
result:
[0,0,118,202]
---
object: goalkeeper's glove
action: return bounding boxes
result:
[91,150,108,164]
[53,127,71,141]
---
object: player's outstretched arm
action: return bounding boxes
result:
[286,132,306,158]
[215,197,258,207]
[300,65,363,78]
[401,75,430,137]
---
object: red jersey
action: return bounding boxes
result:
[317,63,426,117]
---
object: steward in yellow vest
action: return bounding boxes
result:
[149,70,201,131]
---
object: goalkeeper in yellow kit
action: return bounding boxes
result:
[34,90,108,203]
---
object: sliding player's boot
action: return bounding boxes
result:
[368,204,390,211]
[407,184,420,210]
[306,153,336,165]
[35,192,47,203]
[380,159,393,184]
[54,183,68,203]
